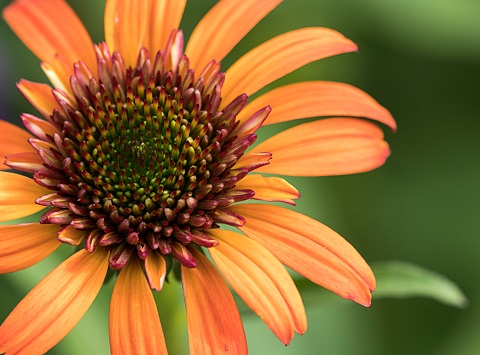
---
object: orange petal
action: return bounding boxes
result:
[143,0,186,56]
[0,223,60,274]
[222,28,357,106]
[235,174,300,205]
[2,0,96,70]
[57,225,89,246]
[144,251,167,291]
[209,229,307,341]
[237,81,396,131]
[0,248,109,354]
[109,257,167,355]
[0,120,32,170]
[4,152,45,173]
[251,118,390,176]
[17,80,59,121]
[186,0,282,71]
[182,248,247,354]
[233,151,271,171]
[0,172,49,221]
[104,0,148,67]
[232,204,375,306]
[41,55,74,93]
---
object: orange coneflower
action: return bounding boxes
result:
[0,0,396,354]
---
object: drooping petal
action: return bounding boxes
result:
[0,172,49,221]
[144,251,167,291]
[209,229,307,342]
[17,80,59,121]
[236,81,396,131]
[222,28,357,106]
[235,174,300,205]
[251,118,390,176]
[109,257,167,355]
[232,204,375,307]
[0,223,60,274]
[104,0,148,67]
[182,248,247,354]
[2,0,96,70]
[0,120,32,170]
[186,0,282,71]
[0,248,109,355]
[143,0,186,56]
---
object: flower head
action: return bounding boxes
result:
[0,0,395,354]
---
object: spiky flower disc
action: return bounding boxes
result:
[28,42,264,270]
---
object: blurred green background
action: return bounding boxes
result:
[1,0,479,354]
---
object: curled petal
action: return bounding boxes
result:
[143,0,186,56]
[0,223,60,274]
[232,203,375,307]
[4,152,45,173]
[104,0,148,67]
[251,118,390,176]
[0,172,49,221]
[17,80,59,121]
[144,251,167,291]
[182,248,247,354]
[222,27,357,106]
[235,174,300,205]
[0,248,109,355]
[209,229,307,342]
[21,113,58,141]
[186,0,282,71]
[2,0,96,69]
[109,257,167,355]
[236,81,396,131]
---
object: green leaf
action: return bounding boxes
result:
[372,261,468,308]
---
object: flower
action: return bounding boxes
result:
[0,0,396,354]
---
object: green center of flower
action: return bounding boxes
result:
[33,45,263,269]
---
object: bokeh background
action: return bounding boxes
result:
[1,0,479,354]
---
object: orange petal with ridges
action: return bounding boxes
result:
[144,251,167,291]
[0,248,108,355]
[251,118,390,176]
[237,81,396,131]
[2,0,96,70]
[41,55,73,93]
[0,120,32,170]
[222,28,357,106]
[232,204,375,306]
[143,0,186,56]
[4,152,45,173]
[104,0,148,67]
[209,229,307,340]
[17,80,58,121]
[0,172,49,221]
[235,175,300,205]
[186,0,282,71]
[0,223,60,274]
[182,248,247,354]
[109,257,167,355]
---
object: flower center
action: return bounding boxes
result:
[33,44,263,269]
